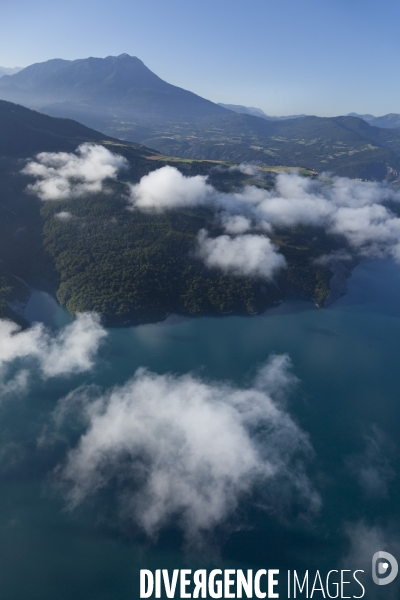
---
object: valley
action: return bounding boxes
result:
[2,55,400,183]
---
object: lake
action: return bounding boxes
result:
[1,259,399,599]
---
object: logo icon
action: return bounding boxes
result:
[372,551,398,586]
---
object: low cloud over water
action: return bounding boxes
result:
[0,314,319,549]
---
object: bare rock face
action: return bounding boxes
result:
[324,260,352,306]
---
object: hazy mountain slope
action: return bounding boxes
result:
[348,112,400,129]
[0,100,158,321]
[347,112,376,122]
[139,113,400,181]
[218,103,307,120]
[0,100,164,323]
[218,104,270,118]
[0,59,72,90]
[0,66,22,77]
[369,114,400,129]
[0,54,230,122]
[333,115,400,155]
[0,99,107,156]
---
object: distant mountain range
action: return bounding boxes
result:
[219,105,400,129]
[218,103,307,121]
[1,55,399,131]
[1,55,400,182]
[140,113,400,182]
[0,66,22,77]
[347,112,400,129]
[0,54,229,122]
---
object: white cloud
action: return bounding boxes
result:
[53,355,319,547]
[313,249,353,266]
[22,144,128,201]
[55,211,73,220]
[129,165,213,210]
[39,313,108,378]
[0,370,30,399]
[243,173,400,259]
[325,176,397,208]
[196,230,287,280]
[128,167,287,280]
[229,163,260,176]
[330,204,400,259]
[128,166,400,265]
[0,313,107,388]
[253,353,299,404]
[0,319,44,366]
[221,214,252,234]
[254,190,334,227]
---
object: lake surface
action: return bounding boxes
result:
[3,259,400,599]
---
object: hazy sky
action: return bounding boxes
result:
[1,0,399,117]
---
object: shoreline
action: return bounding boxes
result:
[6,259,360,330]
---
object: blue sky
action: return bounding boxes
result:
[1,0,399,117]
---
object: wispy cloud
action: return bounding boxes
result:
[52,355,319,549]
[228,163,260,176]
[346,426,396,499]
[55,211,73,220]
[0,313,107,394]
[22,144,128,201]
[313,249,353,266]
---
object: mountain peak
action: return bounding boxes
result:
[0,54,229,122]
[105,54,143,63]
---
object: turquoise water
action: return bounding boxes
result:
[2,260,400,599]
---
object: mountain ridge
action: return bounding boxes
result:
[1,55,400,181]
[218,103,307,121]
[0,66,22,77]
[0,54,230,122]
[347,112,400,129]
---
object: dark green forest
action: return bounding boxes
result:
[0,101,343,325]
[38,163,338,324]
[0,154,336,325]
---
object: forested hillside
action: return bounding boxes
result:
[0,101,342,325]
[39,183,337,324]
